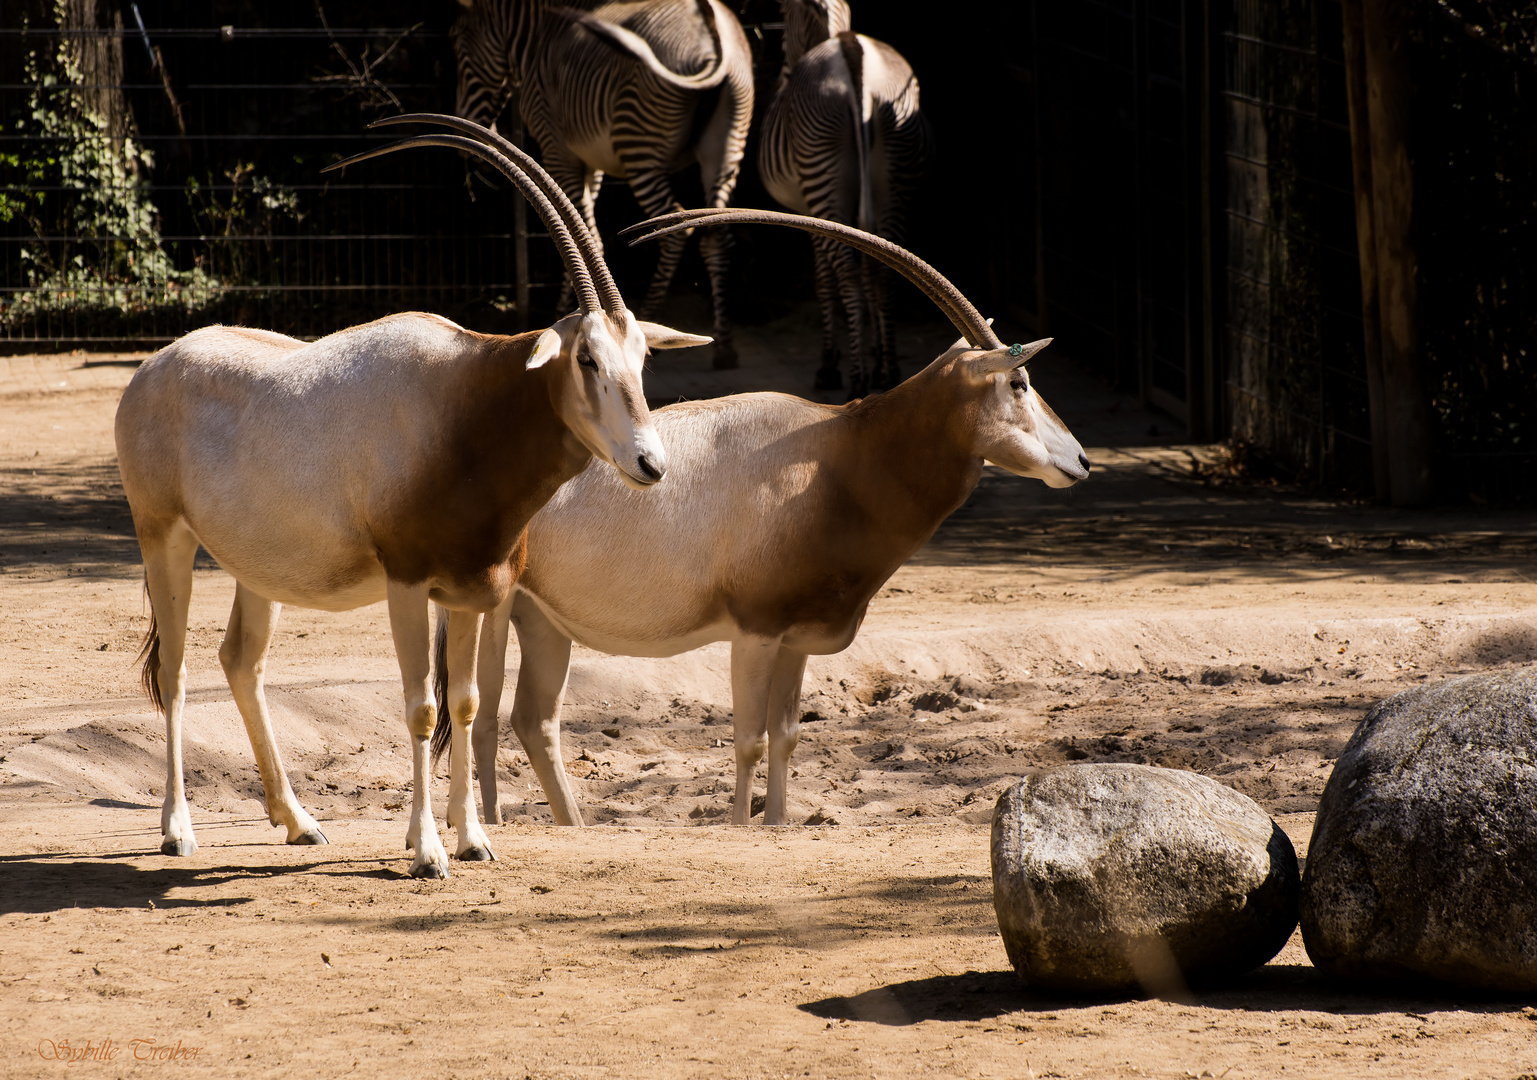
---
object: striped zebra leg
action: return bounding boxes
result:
[812,240,842,390]
[694,69,753,370]
[865,256,901,391]
[629,169,691,325]
[697,224,736,369]
[537,149,599,317]
[814,233,868,399]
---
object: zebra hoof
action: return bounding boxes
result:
[814,365,843,390]
[289,829,329,846]
[711,342,738,370]
[160,836,195,857]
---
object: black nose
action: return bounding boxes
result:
[1078,452,1092,475]
[637,454,663,482]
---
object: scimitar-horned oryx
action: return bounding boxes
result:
[451,0,753,369]
[760,0,934,397]
[115,114,707,877]
[432,208,1089,828]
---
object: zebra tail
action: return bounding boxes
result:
[554,0,729,92]
[836,31,875,234]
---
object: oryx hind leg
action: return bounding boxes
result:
[763,648,809,826]
[141,521,199,856]
[219,583,326,846]
[729,637,783,825]
[386,580,452,879]
[508,592,583,826]
[471,593,515,825]
[444,608,495,861]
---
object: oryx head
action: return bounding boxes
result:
[946,337,1089,488]
[327,113,708,490]
[527,310,706,489]
[623,208,1090,490]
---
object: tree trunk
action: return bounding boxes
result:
[1362,0,1433,505]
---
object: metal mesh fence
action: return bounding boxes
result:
[1,1,559,351]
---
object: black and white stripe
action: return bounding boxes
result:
[759,0,933,397]
[452,0,753,366]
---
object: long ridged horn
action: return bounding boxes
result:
[325,133,601,313]
[620,208,1004,351]
[369,113,626,314]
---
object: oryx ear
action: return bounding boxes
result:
[967,337,1052,376]
[527,327,562,369]
[638,322,713,350]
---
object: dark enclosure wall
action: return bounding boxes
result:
[3,0,1534,500]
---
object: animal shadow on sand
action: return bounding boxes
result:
[798,967,1536,1025]
[0,852,410,915]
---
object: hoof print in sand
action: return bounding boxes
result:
[990,763,1299,995]
[1301,667,1537,991]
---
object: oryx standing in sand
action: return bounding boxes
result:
[436,209,1088,827]
[115,115,707,877]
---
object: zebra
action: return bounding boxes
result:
[758,0,934,396]
[451,0,753,368]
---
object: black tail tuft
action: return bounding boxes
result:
[430,608,453,767]
[136,584,164,714]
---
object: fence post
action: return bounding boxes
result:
[1341,0,1390,501]
[1362,0,1432,505]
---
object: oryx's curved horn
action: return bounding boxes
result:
[325,133,601,314]
[370,113,626,315]
[621,209,1004,351]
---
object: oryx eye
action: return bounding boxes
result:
[1009,372,1028,393]
[577,350,597,370]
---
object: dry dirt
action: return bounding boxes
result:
[3,343,1537,1079]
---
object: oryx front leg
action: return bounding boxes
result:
[762,648,809,826]
[220,583,326,845]
[387,580,450,879]
[142,521,199,856]
[444,608,495,861]
[729,637,782,825]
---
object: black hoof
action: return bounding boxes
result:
[160,837,195,857]
[814,365,843,390]
[457,844,497,862]
[289,829,329,846]
[410,860,449,880]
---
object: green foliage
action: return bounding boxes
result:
[184,162,303,285]
[0,3,218,331]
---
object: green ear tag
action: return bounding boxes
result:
[1008,343,1024,357]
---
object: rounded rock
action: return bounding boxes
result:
[1301,668,1537,991]
[990,763,1298,994]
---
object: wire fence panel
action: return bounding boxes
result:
[0,1,560,351]
[1220,0,1375,490]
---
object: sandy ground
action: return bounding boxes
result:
[3,321,1537,1078]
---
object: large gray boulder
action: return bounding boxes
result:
[1301,669,1537,991]
[990,764,1298,994]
